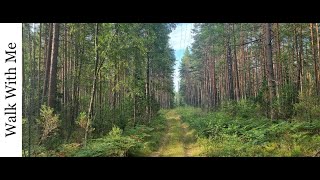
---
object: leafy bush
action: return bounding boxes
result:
[125,112,167,156]
[255,79,270,116]
[278,83,296,118]
[221,100,258,119]
[37,105,60,145]
[77,112,88,130]
[74,126,140,157]
[49,110,167,157]
[294,93,320,121]
[57,143,81,157]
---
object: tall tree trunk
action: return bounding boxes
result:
[310,23,319,95]
[294,26,303,95]
[232,24,240,101]
[38,23,42,115]
[32,23,37,117]
[298,24,304,94]
[226,24,234,100]
[240,25,245,99]
[84,23,99,146]
[22,24,26,125]
[48,23,60,109]
[146,52,151,123]
[112,61,117,125]
[28,24,33,157]
[316,23,320,95]
[63,24,69,136]
[42,23,53,105]
[276,23,283,91]
[265,23,277,120]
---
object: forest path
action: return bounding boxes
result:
[150,109,203,157]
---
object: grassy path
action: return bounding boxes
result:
[150,109,202,157]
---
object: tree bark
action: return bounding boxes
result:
[232,24,240,101]
[38,23,42,115]
[298,24,304,94]
[84,23,99,146]
[48,23,60,109]
[316,23,320,95]
[226,23,234,100]
[42,23,53,105]
[265,23,277,120]
[146,52,151,123]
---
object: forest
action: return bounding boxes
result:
[23,23,320,157]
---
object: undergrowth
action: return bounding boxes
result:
[176,102,320,157]
[54,110,167,157]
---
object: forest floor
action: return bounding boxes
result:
[150,109,203,157]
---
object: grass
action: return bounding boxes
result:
[158,114,185,157]
[153,109,203,157]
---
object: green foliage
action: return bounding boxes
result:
[22,118,39,157]
[37,105,60,146]
[71,112,167,157]
[293,93,320,121]
[278,83,297,118]
[178,105,320,157]
[255,78,269,116]
[77,112,88,130]
[57,143,81,157]
[109,126,123,137]
[76,111,95,140]
[74,126,140,157]
[144,113,167,151]
[125,112,167,156]
[221,100,257,119]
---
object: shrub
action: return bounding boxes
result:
[221,100,257,119]
[294,93,320,121]
[76,112,95,142]
[124,113,167,156]
[77,112,88,130]
[277,83,296,118]
[57,143,81,157]
[37,105,60,145]
[74,126,140,157]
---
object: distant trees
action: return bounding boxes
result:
[180,23,320,119]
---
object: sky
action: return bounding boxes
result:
[169,23,194,92]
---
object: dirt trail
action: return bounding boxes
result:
[150,109,202,157]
